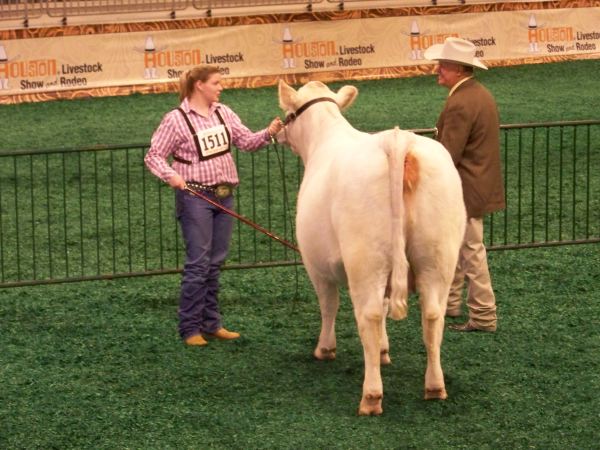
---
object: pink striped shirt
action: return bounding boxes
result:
[145,98,271,186]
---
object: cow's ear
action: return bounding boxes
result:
[335,85,358,111]
[278,80,298,111]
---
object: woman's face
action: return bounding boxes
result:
[196,72,223,104]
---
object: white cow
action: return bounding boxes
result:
[276,80,466,415]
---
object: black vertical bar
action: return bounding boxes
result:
[517,129,522,244]
[62,152,68,278]
[158,179,164,269]
[267,144,273,260]
[126,150,132,272]
[0,161,4,282]
[13,158,21,280]
[531,128,536,243]
[46,154,53,278]
[281,147,288,260]
[251,151,257,261]
[572,126,577,240]
[142,148,148,271]
[30,155,37,280]
[489,138,498,247]
[235,148,242,262]
[94,151,100,275]
[78,152,84,276]
[545,127,550,242]
[585,125,590,239]
[558,127,564,240]
[503,130,508,246]
[174,194,180,269]
[110,150,116,273]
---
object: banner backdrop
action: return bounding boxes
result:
[0,5,599,103]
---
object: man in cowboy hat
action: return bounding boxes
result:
[424,37,505,332]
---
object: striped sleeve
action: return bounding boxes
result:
[144,112,180,183]
[220,105,271,152]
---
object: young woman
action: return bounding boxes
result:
[145,65,283,346]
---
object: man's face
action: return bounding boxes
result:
[435,61,468,89]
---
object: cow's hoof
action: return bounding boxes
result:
[380,350,391,365]
[424,388,448,400]
[314,347,336,360]
[358,393,383,416]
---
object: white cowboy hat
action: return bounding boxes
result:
[424,37,488,70]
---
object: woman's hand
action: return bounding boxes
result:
[268,117,284,139]
[168,173,186,190]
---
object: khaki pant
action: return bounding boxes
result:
[447,216,497,330]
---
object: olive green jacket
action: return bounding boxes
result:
[435,78,506,218]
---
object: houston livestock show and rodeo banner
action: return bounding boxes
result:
[0,1,599,103]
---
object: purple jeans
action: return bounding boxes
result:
[175,189,234,339]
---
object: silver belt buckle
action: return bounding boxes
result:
[215,184,232,199]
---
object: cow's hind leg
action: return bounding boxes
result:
[349,278,387,415]
[419,279,448,400]
[312,277,340,361]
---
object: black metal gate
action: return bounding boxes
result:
[1,120,598,288]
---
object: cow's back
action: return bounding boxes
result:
[296,129,394,283]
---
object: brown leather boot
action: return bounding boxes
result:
[448,321,496,332]
[185,335,208,346]
[203,328,240,340]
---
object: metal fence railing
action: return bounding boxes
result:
[45,0,190,18]
[0,0,323,22]
[489,120,600,250]
[0,0,45,21]
[0,143,303,287]
[192,0,322,8]
[0,0,552,23]
[1,120,599,288]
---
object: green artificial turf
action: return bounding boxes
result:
[1,245,599,449]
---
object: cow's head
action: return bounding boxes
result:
[276,80,358,150]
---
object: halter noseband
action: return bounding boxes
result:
[283,97,339,126]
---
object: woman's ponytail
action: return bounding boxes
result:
[178,65,220,101]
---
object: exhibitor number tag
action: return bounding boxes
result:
[197,124,230,158]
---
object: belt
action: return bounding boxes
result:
[187,181,234,199]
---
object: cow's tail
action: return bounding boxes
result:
[384,127,412,320]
